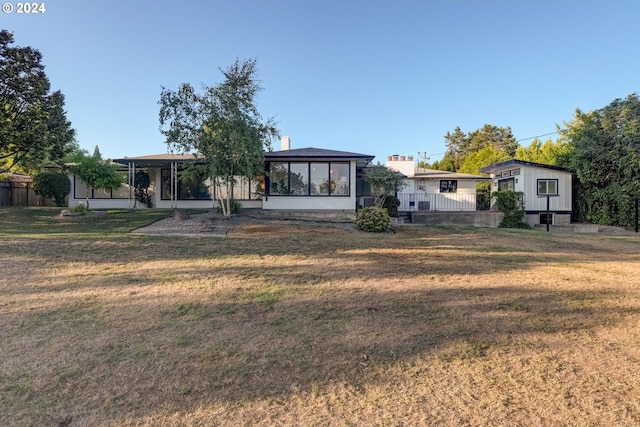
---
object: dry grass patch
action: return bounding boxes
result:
[1,210,640,426]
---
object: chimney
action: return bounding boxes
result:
[280,136,291,151]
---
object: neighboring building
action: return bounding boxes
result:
[385,155,488,211]
[67,138,374,212]
[480,159,574,227]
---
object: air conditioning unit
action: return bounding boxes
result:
[418,201,430,211]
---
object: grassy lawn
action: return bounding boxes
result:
[2,207,640,426]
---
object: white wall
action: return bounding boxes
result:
[521,165,572,212]
[397,179,479,211]
[386,157,415,177]
[491,165,572,212]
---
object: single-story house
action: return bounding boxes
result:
[67,138,375,212]
[385,155,489,211]
[480,159,575,227]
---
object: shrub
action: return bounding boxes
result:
[492,190,530,229]
[33,172,71,206]
[355,206,390,232]
[383,195,400,217]
[70,204,88,215]
[217,199,243,215]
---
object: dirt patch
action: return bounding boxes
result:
[132,211,360,237]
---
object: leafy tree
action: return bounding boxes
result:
[515,137,572,167]
[363,164,407,208]
[459,146,511,194]
[0,30,76,173]
[70,152,124,208]
[159,58,278,218]
[458,146,511,175]
[560,93,640,227]
[440,124,517,171]
[33,171,70,206]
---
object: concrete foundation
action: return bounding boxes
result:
[244,208,355,222]
[409,211,504,228]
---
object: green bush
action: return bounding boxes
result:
[492,190,529,229]
[217,199,243,215]
[355,206,390,232]
[383,195,400,217]
[70,204,88,215]
[33,172,71,206]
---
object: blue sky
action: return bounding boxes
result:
[3,0,639,164]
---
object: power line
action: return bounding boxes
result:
[516,131,559,143]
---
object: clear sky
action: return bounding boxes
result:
[3,0,639,164]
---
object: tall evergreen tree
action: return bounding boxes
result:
[0,30,76,172]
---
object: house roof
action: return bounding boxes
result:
[410,168,489,180]
[264,147,374,168]
[112,153,203,168]
[113,148,375,169]
[480,159,574,174]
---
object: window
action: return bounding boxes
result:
[439,180,457,193]
[540,213,553,225]
[289,163,309,195]
[331,163,350,195]
[73,171,130,199]
[161,169,211,200]
[537,179,558,196]
[269,162,289,195]
[310,162,329,195]
[268,161,350,196]
[498,178,514,192]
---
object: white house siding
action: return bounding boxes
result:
[485,161,573,227]
[397,179,478,211]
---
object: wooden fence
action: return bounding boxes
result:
[0,180,56,207]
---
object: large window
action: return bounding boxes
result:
[331,163,350,195]
[161,169,211,200]
[498,178,514,192]
[269,163,289,195]
[537,179,558,196]
[289,163,309,195]
[268,161,350,196]
[73,172,130,199]
[439,180,457,193]
[215,176,261,200]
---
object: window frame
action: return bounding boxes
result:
[160,169,212,201]
[537,179,558,196]
[267,161,351,197]
[73,172,130,200]
[439,179,458,193]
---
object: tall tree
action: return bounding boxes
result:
[0,30,76,172]
[440,124,517,171]
[515,137,572,167]
[159,58,278,218]
[560,93,640,226]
